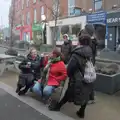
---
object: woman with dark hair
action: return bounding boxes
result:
[49,35,94,118]
[32,48,67,101]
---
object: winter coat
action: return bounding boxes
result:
[47,61,67,86]
[61,40,72,64]
[67,45,93,105]
[91,38,97,65]
[19,54,43,80]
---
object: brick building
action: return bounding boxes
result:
[9,0,120,41]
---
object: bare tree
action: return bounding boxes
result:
[41,0,60,47]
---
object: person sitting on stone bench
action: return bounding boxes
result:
[32,48,67,103]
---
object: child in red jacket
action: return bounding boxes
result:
[32,48,67,101]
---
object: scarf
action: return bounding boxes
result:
[50,56,61,63]
[41,56,61,84]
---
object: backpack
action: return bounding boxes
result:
[84,59,96,83]
[74,53,96,83]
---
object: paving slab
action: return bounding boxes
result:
[1,71,120,120]
[0,88,52,120]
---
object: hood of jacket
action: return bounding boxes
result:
[72,45,92,59]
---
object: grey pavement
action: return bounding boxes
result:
[0,88,52,120]
[1,71,120,120]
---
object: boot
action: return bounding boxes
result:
[76,110,85,118]
[48,102,61,111]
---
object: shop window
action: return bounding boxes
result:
[72,24,81,37]
[55,24,81,41]
[94,0,102,11]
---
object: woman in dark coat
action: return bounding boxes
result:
[49,35,94,118]
[16,47,43,95]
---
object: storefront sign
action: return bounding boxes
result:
[107,18,120,24]
[87,11,106,24]
[107,12,120,26]
[57,20,63,25]
[32,23,43,31]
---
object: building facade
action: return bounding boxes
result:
[9,0,120,44]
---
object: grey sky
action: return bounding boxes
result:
[0,0,11,28]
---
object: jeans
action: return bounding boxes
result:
[32,82,56,99]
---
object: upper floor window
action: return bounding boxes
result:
[26,0,29,7]
[33,0,36,4]
[22,0,24,9]
[41,6,44,15]
[26,12,30,24]
[68,0,75,16]
[22,15,24,25]
[94,0,102,11]
[34,9,37,23]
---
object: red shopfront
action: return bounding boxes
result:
[16,25,32,41]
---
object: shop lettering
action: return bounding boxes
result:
[107,18,120,23]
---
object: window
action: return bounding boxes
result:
[33,0,36,4]
[26,12,30,24]
[22,15,24,25]
[34,9,37,23]
[94,0,102,11]
[52,0,60,17]
[41,6,44,15]
[55,24,81,41]
[22,0,24,9]
[26,0,29,7]
[68,0,75,16]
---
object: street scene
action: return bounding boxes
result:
[0,0,120,120]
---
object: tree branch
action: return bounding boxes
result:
[41,0,56,17]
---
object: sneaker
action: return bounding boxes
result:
[16,88,20,93]
[88,100,95,104]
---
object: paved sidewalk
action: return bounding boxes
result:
[1,71,120,120]
[0,88,52,120]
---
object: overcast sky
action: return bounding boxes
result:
[0,0,11,28]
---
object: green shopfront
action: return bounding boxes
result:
[107,11,120,51]
[32,23,46,45]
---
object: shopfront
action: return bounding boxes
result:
[107,11,120,51]
[87,11,107,49]
[32,23,45,45]
[47,15,86,45]
[16,25,32,42]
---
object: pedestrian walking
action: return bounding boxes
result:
[49,35,96,118]
[61,34,72,64]
[78,29,97,104]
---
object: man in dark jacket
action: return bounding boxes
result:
[49,35,93,118]
[61,34,72,64]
